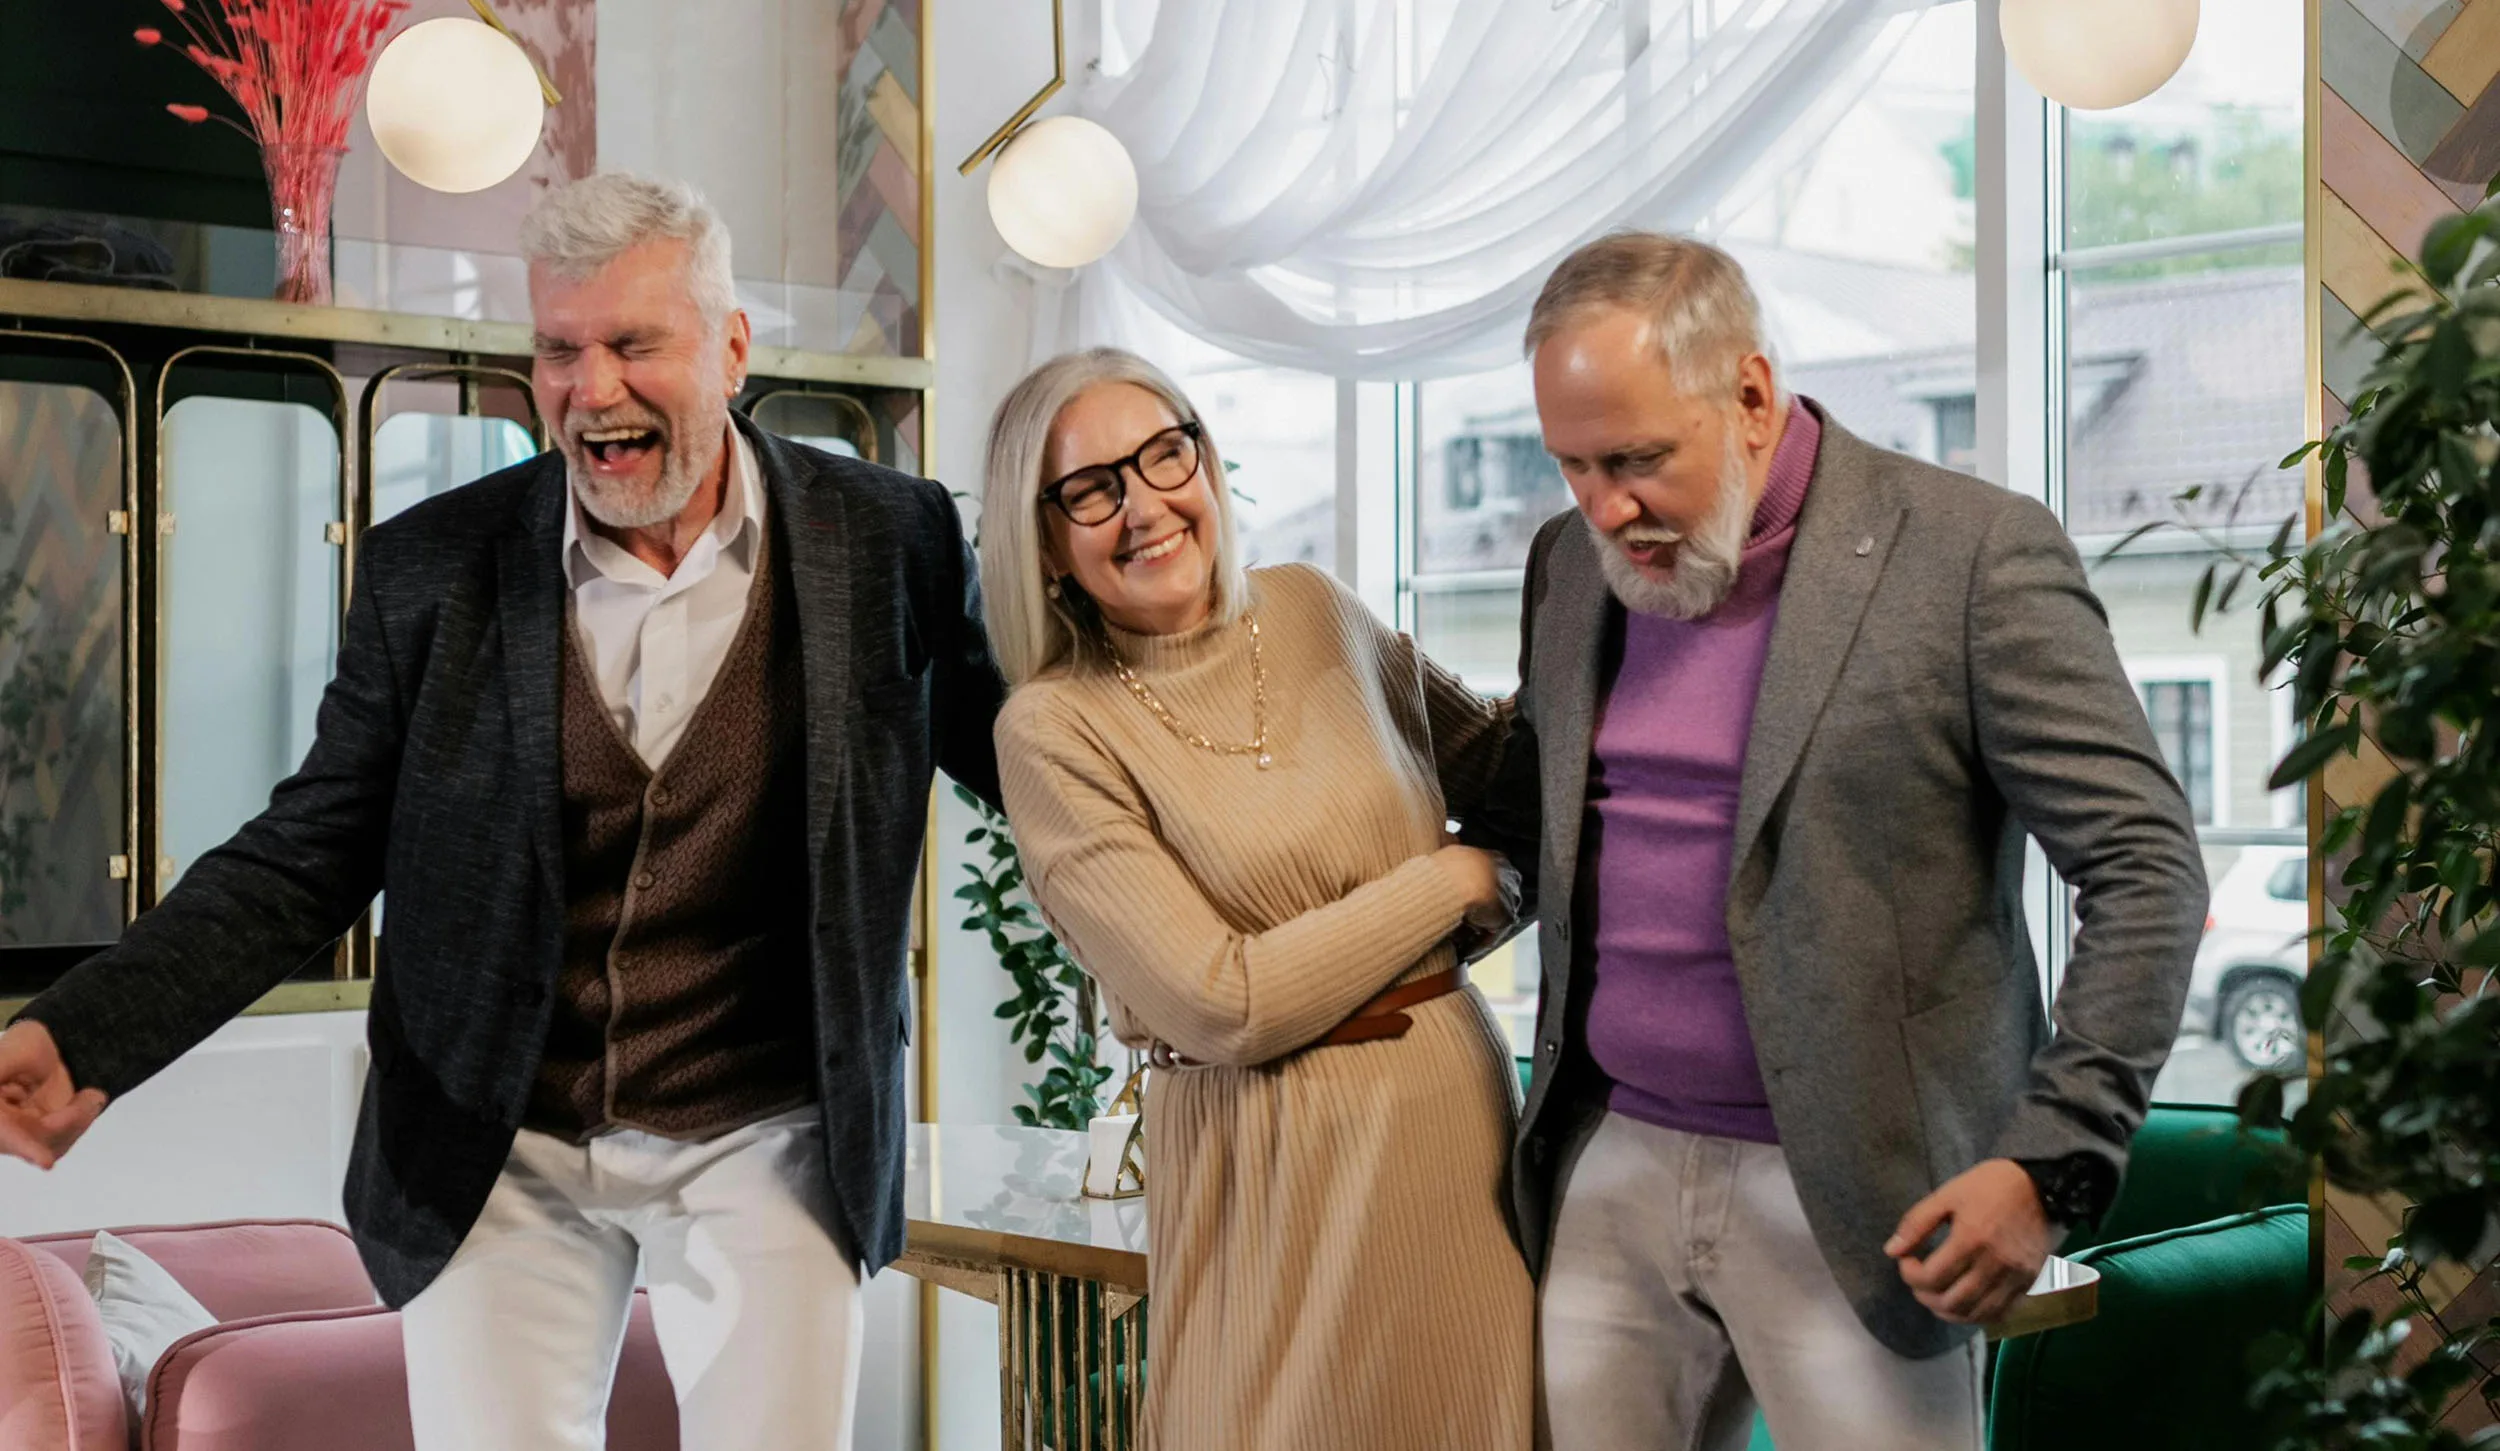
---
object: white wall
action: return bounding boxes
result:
[925,1,1055,1443]
[0,1012,367,1236]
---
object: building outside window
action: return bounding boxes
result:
[2140,678,2219,826]
[2053,0,2305,1104]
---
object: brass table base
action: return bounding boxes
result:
[899,1249,1147,1450]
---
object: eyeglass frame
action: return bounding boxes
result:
[1038,420,1206,525]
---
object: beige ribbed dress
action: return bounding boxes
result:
[995,564,1534,1451]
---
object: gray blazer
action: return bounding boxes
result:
[17,415,1005,1305]
[1471,405,2206,1359]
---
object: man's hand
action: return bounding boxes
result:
[1885,1158,2058,1326]
[0,1019,108,1170]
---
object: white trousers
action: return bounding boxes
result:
[1540,1111,1984,1451]
[401,1106,864,1451]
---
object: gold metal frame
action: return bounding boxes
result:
[347,361,543,980]
[1000,1267,1146,1450]
[958,0,1066,174]
[917,2,945,1440]
[463,0,565,105]
[2301,0,2329,1298]
[742,387,883,464]
[0,328,142,925]
[0,278,931,393]
[149,345,354,990]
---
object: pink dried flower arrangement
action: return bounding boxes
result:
[141,0,408,150]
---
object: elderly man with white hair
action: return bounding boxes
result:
[1464,232,2207,1448]
[0,172,1006,1449]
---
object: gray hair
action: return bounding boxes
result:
[977,348,1248,687]
[1524,231,1782,400]
[519,172,737,328]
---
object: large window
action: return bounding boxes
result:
[1183,364,1337,571]
[2051,0,2305,1106]
[1374,0,2305,1097]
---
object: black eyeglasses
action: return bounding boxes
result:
[1040,421,1204,526]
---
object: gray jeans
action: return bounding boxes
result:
[1539,1111,1983,1451]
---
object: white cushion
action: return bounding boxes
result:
[83,1230,217,1433]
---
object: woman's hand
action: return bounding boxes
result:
[1432,844,1520,933]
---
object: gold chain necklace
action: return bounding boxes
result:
[1110,612,1272,769]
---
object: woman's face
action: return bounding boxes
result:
[1041,382,1221,638]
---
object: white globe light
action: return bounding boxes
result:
[2002,0,2199,111]
[986,116,1138,270]
[365,17,546,194]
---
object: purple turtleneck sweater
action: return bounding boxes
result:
[1583,400,1821,1145]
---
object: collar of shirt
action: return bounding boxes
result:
[561,422,766,596]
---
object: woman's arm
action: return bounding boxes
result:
[997,694,1477,1068]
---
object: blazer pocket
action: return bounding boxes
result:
[1897,987,2025,1185]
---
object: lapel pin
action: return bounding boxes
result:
[1854,535,1874,557]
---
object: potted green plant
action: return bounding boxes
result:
[2148,193,2500,1440]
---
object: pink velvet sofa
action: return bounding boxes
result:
[0,1219,679,1451]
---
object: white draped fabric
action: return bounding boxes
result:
[1049,0,1933,379]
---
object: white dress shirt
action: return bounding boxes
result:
[562,426,768,770]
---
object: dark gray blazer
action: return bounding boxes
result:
[17,415,1005,1306]
[1472,405,2205,1359]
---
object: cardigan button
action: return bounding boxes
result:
[633,870,657,891]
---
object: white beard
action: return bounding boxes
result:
[566,408,725,530]
[1590,427,1754,620]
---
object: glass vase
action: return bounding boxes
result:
[261,141,346,307]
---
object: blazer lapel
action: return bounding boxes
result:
[1731,413,1908,871]
[1537,520,1614,897]
[743,415,852,871]
[497,457,571,912]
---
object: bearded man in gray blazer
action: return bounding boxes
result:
[0,173,1003,1450]
[1469,233,2206,1449]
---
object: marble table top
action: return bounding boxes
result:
[902,1123,1150,1291]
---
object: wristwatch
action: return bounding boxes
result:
[2014,1153,2118,1231]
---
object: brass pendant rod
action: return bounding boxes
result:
[957,0,1065,175]
[464,0,565,106]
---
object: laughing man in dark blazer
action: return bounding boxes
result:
[0,173,1004,1450]
[1471,233,2207,1450]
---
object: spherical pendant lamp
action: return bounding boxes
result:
[365,17,547,194]
[985,116,1139,270]
[2001,0,2200,111]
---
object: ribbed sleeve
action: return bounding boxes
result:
[997,695,1468,1066]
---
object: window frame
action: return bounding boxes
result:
[2126,657,2234,829]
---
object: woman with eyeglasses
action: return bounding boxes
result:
[977,347,1533,1450]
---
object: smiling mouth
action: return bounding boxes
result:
[1120,530,1188,566]
[577,426,663,469]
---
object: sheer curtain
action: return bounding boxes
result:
[1048,0,1931,379]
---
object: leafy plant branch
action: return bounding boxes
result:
[953,782,1114,1130]
[2132,193,2500,1444]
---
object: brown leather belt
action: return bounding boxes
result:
[1312,967,1467,1048]
[1148,968,1469,1069]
